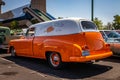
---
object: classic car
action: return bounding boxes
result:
[0,26,21,50]
[100,30,120,56]
[9,18,112,69]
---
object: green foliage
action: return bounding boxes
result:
[93,17,103,30]
[31,19,39,24]
[113,15,120,29]
[10,20,19,29]
[104,22,114,30]
[10,20,22,34]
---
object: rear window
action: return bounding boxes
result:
[81,21,97,30]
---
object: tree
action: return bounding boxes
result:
[31,19,39,24]
[105,22,114,30]
[10,20,19,29]
[93,17,103,30]
[113,15,120,29]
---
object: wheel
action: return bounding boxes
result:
[47,52,63,69]
[11,47,16,57]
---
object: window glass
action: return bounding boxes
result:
[35,22,53,36]
[0,30,5,34]
[107,31,120,38]
[81,21,97,30]
[100,31,106,38]
[26,27,35,37]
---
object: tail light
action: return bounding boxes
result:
[106,44,110,47]
[105,44,110,49]
[82,45,89,50]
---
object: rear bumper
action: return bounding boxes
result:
[69,51,113,62]
[0,44,8,49]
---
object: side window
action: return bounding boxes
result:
[26,27,35,37]
[35,22,53,36]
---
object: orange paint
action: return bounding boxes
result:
[9,18,112,64]
[46,26,54,33]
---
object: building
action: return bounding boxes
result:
[0,0,5,14]
[0,0,54,28]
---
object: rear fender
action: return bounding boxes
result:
[43,39,74,62]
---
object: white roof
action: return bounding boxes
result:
[28,18,98,36]
[32,18,82,36]
[30,18,91,28]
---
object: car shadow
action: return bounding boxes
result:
[103,56,120,63]
[0,49,7,54]
[3,56,112,79]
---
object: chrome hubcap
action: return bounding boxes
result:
[50,53,60,67]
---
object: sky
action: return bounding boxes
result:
[1,0,120,25]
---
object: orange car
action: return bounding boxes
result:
[9,18,112,69]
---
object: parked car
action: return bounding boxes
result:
[100,30,120,56]
[9,18,112,69]
[0,26,21,50]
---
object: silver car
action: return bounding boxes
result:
[100,30,120,56]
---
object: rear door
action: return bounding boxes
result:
[80,21,105,52]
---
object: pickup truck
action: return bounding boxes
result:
[0,26,21,50]
[9,18,112,69]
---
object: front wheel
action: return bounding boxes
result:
[47,52,63,69]
[11,47,16,57]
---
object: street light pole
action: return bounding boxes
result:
[91,0,94,21]
[0,0,5,14]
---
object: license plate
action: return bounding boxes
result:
[82,50,90,56]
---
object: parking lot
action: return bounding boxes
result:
[0,51,120,80]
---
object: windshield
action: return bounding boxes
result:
[81,21,97,30]
[0,30,6,34]
[100,30,120,43]
[105,31,120,38]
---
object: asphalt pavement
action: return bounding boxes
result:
[0,51,120,80]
